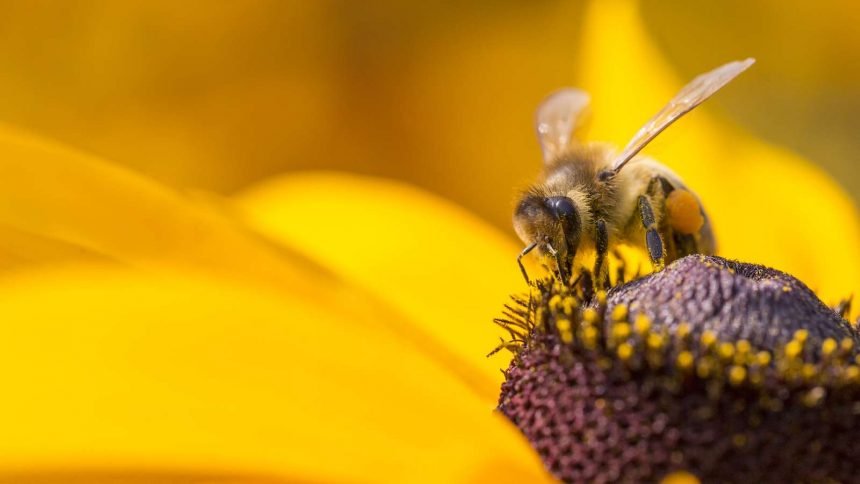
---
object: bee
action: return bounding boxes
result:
[514,58,754,285]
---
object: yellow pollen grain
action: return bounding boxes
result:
[583,308,599,324]
[732,433,748,447]
[841,338,855,352]
[674,292,682,300]
[822,338,838,356]
[802,363,817,380]
[718,342,735,360]
[728,365,746,386]
[634,314,651,334]
[756,351,772,366]
[556,319,572,332]
[596,290,607,305]
[736,340,751,354]
[793,329,809,343]
[549,295,563,313]
[562,296,578,315]
[676,351,694,370]
[700,330,717,347]
[782,285,791,293]
[560,330,574,344]
[844,366,860,382]
[613,322,631,341]
[696,359,713,379]
[611,304,629,321]
[583,326,599,348]
[647,333,664,350]
[785,340,803,359]
[855,355,860,365]
[677,323,691,339]
[617,343,633,361]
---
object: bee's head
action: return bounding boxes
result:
[513,193,582,258]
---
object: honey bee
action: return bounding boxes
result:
[514,58,754,285]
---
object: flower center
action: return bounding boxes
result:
[496,255,860,482]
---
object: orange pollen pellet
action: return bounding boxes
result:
[666,189,704,234]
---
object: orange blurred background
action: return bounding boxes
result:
[0,0,857,234]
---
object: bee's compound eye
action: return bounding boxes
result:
[666,189,704,234]
[546,196,577,220]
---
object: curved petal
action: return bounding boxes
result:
[0,266,549,483]
[0,125,510,405]
[0,124,323,291]
[0,224,114,273]
[234,172,527,403]
[577,0,860,306]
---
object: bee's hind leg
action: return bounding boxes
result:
[648,175,705,260]
[637,195,665,271]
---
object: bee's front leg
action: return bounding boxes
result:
[517,242,538,285]
[593,218,609,289]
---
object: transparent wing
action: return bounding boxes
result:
[610,58,755,173]
[535,88,591,164]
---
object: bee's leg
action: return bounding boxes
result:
[647,175,675,198]
[647,175,702,260]
[835,295,853,320]
[593,218,609,289]
[671,230,698,260]
[545,243,569,283]
[638,195,665,270]
[517,242,538,285]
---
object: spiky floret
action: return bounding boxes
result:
[496,255,860,483]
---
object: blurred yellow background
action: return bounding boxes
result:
[0,0,857,272]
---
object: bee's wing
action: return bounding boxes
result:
[610,58,755,173]
[535,88,590,164]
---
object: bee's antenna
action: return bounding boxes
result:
[518,242,538,285]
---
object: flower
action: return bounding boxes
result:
[498,256,860,482]
[0,1,856,483]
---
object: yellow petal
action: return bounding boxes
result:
[578,0,860,306]
[0,224,114,273]
[234,172,526,403]
[0,126,512,410]
[0,266,548,483]
[0,1,338,193]
[0,124,320,291]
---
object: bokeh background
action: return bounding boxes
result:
[0,0,857,253]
